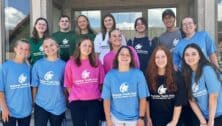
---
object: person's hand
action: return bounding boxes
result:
[106,119,114,126]
[137,119,144,126]
[200,119,207,126]
[2,107,9,122]
[166,120,177,126]
[207,119,214,126]
[146,117,153,126]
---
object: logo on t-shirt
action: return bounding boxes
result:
[192,82,199,93]
[82,70,90,79]
[135,44,142,50]
[44,71,54,81]
[173,38,179,47]
[119,82,128,93]
[39,46,43,52]
[62,39,69,45]
[10,73,30,89]
[18,74,27,84]
[158,85,167,95]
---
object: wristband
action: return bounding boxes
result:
[138,116,145,120]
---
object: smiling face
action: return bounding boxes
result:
[109,29,122,49]
[182,17,196,36]
[35,19,48,34]
[79,39,93,58]
[118,48,132,67]
[163,15,175,29]
[135,19,146,33]
[104,16,114,31]
[14,42,30,60]
[77,16,88,31]
[42,39,59,57]
[59,17,70,31]
[155,49,168,70]
[184,47,200,70]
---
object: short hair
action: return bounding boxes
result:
[162,9,175,20]
[134,17,148,31]
[58,15,70,21]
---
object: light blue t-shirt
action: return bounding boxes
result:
[0,60,32,118]
[173,31,216,70]
[191,66,222,118]
[101,68,150,121]
[31,58,66,115]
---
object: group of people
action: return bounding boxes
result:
[0,9,222,126]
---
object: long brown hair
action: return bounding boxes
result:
[76,15,95,35]
[146,46,177,92]
[73,37,98,67]
[102,14,116,40]
[32,17,49,41]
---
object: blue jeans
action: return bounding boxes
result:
[34,104,65,126]
[2,115,31,126]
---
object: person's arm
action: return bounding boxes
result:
[146,100,153,126]
[137,98,146,126]
[167,106,182,126]
[32,87,37,104]
[209,53,219,68]
[172,46,180,71]
[103,100,113,126]
[64,60,73,96]
[189,99,207,125]
[203,66,220,126]
[0,92,9,122]
[207,93,218,126]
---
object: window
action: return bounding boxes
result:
[4,0,30,60]
[148,8,176,39]
[112,12,142,39]
[74,10,101,32]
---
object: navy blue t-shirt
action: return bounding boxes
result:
[128,37,156,74]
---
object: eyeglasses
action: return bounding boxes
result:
[182,22,194,27]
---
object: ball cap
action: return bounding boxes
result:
[162,9,175,19]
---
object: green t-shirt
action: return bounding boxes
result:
[52,31,77,61]
[75,32,96,44]
[28,37,44,65]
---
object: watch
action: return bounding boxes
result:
[138,116,145,120]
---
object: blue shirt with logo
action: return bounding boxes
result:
[31,58,66,115]
[0,60,32,118]
[191,66,222,118]
[173,31,216,70]
[101,68,150,121]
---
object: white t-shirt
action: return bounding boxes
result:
[94,32,127,64]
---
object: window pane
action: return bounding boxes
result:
[112,12,142,39]
[74,10,101,32]
[4,0,30,60]
[148,8,176,39]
